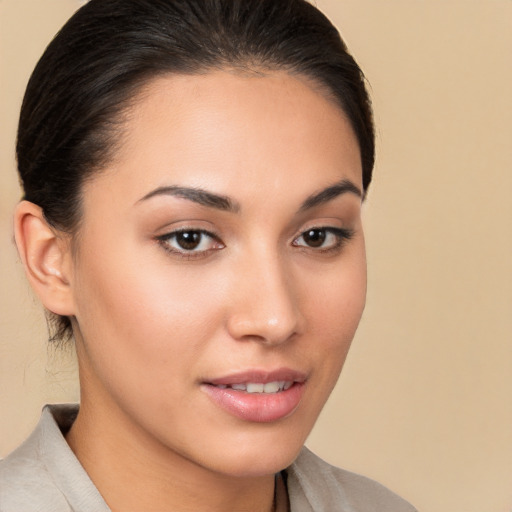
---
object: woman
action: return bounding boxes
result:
[0,0,416,510]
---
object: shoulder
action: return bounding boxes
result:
[286,447,417,512]
[0,404,108,512]
[0,424,72,512]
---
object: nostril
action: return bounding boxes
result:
[226,310,301,346]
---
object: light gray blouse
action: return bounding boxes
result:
[0,405,416,511]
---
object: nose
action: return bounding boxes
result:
[226,252,303,346]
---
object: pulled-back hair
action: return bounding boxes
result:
[16,0,375,341]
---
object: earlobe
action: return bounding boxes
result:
[14,200,75,316]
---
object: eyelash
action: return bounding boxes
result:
[156,226,354,259]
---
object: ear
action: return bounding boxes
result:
[14,200,76,316]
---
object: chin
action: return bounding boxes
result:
[216,449,301,478]
[201,426,308,478]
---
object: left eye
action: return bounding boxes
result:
[158,229,222,254]
[293,227,353,250]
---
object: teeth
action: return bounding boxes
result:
[246,383,264,393]
[263,382,280,393]
[217,381,293,393]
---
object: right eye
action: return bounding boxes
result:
[157,229,224,256]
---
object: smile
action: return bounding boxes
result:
[202,369,307,422]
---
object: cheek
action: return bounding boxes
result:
[75,230,218,332]
[307,243,366,339]
[71,236,226,398]
[302,242,367,386]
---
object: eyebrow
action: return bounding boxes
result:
[298,179,362,211]
[138,178,361,213]
[137,185,240,213]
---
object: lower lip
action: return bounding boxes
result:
[201,382,305,423]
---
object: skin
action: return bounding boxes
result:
[16,71,366,512]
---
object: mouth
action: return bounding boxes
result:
[201,369,307,423]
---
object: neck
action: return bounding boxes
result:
[66,394,277,512]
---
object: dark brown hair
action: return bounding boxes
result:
[16,0,375,341]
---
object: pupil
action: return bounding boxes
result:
[176,231,201,250]
[304,229,325,247]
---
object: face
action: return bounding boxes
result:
[68,71,366,478]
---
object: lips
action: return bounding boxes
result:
[201,368,307,423]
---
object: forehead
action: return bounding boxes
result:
[83,70,362,208]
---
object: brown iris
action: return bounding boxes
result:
[176,231,202,250]
[303,229,326,247]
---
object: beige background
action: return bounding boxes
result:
[1,1,511,511]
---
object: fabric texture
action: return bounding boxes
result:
[0,404,417,512]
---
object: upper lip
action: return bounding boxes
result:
[205,368,307,386]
